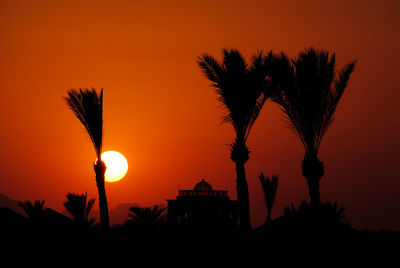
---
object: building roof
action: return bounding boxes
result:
[194,179,213,191]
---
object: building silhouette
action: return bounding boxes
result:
[167,179,238,229]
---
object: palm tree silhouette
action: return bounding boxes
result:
[267,48,357,206]
[127,205,166,232]
[64,193,96,229]
[198,48,269,232]
[65,88,109,230]
[18,200,45,223]
[258,173,279,222]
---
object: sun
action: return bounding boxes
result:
[101,151,128,182]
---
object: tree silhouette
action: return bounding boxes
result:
[198,48,270,232]
[283,201,348,234]
[127,205,166,232]
[64,88,109,230]
[18,200,45,223]
[258,173,279,222]
[267,48,357,206]
[64,193,96,229]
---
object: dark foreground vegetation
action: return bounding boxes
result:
[1,202,399,268]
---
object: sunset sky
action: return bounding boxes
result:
[0,0,399,230]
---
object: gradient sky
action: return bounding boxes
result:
[0,0,399,230]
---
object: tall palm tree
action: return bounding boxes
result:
[267,48,357,206]
[65,88,109,230]
[18,200,45,223]
[64,193,96,228]
[258,173,279,222]
[198,48,270,233]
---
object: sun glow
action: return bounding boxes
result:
[101,151,128,182]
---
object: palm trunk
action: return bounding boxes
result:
[94,160,109,230]
[235,162,251,232]
[235,161,252,268]
[306,176,321,206]
[266,211,271,223]
[266,202,273,223]
[302,152,324,207]
[231,139,252,267]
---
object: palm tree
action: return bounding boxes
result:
[283,201,348,233]
[258,173,279,222]
[127,205,166,231]
[198,48,270,232]
[267,48,357,206]
[64,193,96,228]
[64,88,109,230]
[18,200,45,223]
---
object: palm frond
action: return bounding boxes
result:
[198,48,269,142]
[64,192,96,224]
[269,48,356,154]
[64,88,103,159]
[85,198,96,218]
[223,48,247,75]
[128,205,166,227]
[18,200,45,219]
[197,54,224,85]
[317,59,357,150]
[283,200,348,227]
[258,173,279,216]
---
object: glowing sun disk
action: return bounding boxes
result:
[101,151,128,182]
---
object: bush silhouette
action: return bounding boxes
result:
[283,200,350,236]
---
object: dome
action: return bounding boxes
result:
[194,179,213,191]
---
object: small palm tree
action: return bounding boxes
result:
[64,193,96,228]
[65,88,109,230]
[258,173,279,222]
[18,200,45,226]
[267,48,357,206]
[198,48,270,232]
[18,200,45,230]
[127,205,166,231]
[283,201,348,233]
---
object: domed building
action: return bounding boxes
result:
[193,179,213,191]
[167,179,238,228]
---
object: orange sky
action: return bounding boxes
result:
[0,0,399,230]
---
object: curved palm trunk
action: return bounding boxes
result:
[94,160,109,230]
[302,152,324,207]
